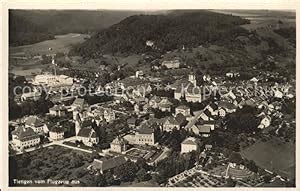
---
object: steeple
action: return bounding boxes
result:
[75,113,82,136]
[188,73,197,86]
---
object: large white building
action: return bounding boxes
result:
[24,116,48,135]
[11,126,40,150]
[181,137,200,154]
[34,74,73,87]
[161,59,180,69]
[174,74,202,103]
[49,125,64,141]
[134,126,156,145]
[76,126,99,147]
[110,137,127,153]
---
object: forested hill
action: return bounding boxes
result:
[9,13,55,47]
[71,10,250,58]
[9,10,143,47]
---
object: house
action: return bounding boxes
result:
[146,40,155,47]
[223,90,236,101]
[217,101,237,113]
[250,77,259,83]
[203,74,211,82]
[110,137,127,153]
[175,105,190,116]
[199,109,214,121]
[11,126,40,150]
[91,156,127,174]
[240,99,256,108]
[181,137,200,154]
[49,105,67,117]
[226,72,240,78]
[158,98,172,112]
[76,126,99,147]
[205,144,212,151]
[197,120,216,131]
[103,108,115,122]
[274,89,283,99]
[24,116,48,134]
[49,125,64,141]
[162,117,180,132]
[134,126,155,145]
[87,107,115,123]
[173,73,202,103]
[190,124,211,137]
[205,103,218,116]
[134,103,142,113]
[175,113,188,127]
[161,58,180,69]
[258,116,271,129]
[149,96,162,109]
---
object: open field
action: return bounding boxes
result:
[9,33,89,76]
[10,33,90,56]
[240,136,295,179]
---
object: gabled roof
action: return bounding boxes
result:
[150,96,162,103]
[217,101,236,110]
[164,116,180,126]
[182,137,199,145]
[25,116,44,127]
[77,126,94,138]
[127,117,137,125]
[175,113,187,126]
[111,137,126,145]
[176,105,190,110]
[196,125,211,133]
[203,109,213,118]
[12,126,39,141]
[197,120,215,125]
[158,98,172,108]
[137,126,154,134]
[50,125,64,133]
[208,102,218,110]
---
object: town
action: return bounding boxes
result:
[8,9,295,187]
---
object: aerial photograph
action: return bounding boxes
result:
[8,9,295,187]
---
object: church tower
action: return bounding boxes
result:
[188,73,197,86]
[74,113,82,136]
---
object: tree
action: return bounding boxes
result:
[70,153,83,168]
[247,160,258,173]
[263,174,272,183]
[136,168,150,182]
[228,152,243,164]
[91,151,100,160]
[30,158,43,168]
[96,174,107,186]
[104,171,115,185]
[225,177,236,187]
[114,161,138,182]
[136,158,150,171]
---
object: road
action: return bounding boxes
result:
[12,136,105,157]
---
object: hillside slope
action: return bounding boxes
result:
[9,10,143,46]
[71,10,250,57]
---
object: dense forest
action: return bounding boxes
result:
[71,10,250,57]
[9,13,55,46]
[9,10,144,46]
